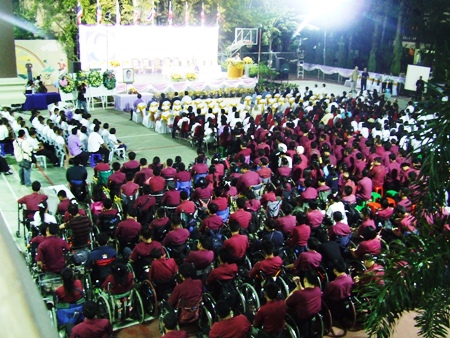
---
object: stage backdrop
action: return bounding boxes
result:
[79,25,219,71]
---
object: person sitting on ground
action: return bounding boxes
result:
[69,301,112,338]
[209,300,252,338]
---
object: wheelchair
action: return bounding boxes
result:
[285,311,324,338]
[96,286,145,330]
[17,204,38,245]
[36,272,63,329]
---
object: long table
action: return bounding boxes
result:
[22,92,62,111]
[113,93,153,111]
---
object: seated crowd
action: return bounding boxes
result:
[15,83,448,338]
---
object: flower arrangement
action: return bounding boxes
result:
[87,71,102,87]
[186,72,197,81]
[171,73,183,82]
[243,57,254,64]
[103,70,116,90]
[59,74,76,94]
[128,87,139,95]
[110,60,121,67]
[76,71,88,85]
[226,58,245,69]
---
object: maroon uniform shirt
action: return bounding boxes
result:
[370,165,386,188]
[162,228,190,247]
[200,214,223,233]
[328,221,351,238]
[146,176,166,192]
[254,300,286,334]
[307,210,324,228]
[257,167,272,179]
[102,272,134,294]
[323,274,354,301]
[115,218,141,241]
[354,238,381,258]
[206,263,238,285]
[185,250,214,269]
[249,256,283,278]
[210,196,229,211]
[129,240,164,262]
[294,251,322,271]
[162,330,188,338]
[168,277,203,308]
[356,177,373,201]
[149,257,178,281]
[176,200,196,215]
[70,318,112,338]
[175,170,191,182]
[286,287,322,320]
[229,209,252,229]
[108,171,126,185]
[121,160,140,172]
[36,236,70,274]
[276,215,297,236]
[161,167,177,179]
[190,163,208,175]
[236,171,262,192]
[223,234,249,260]
[209,315,251,338]
[162,190,181,206]
[17,192,48,211]
[120,181,139,196]
[288,224,311,247]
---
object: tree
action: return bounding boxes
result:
[362,58,450,337]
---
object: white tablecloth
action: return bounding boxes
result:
[42,184,75,215]
[114,93,153,111]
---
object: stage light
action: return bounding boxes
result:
[0,11,49,38]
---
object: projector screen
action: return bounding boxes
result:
[404,64,431,91]
[79,25,219,70]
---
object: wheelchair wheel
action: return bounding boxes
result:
[343,297,357,331]
[310,312,324,338]
[274,275,290,299]
[141,281,158,318]
[279,247,297,265]
[48,304,57,329]
[284,322,297,338]
[240,283,260,314]
[97,294,112,323]
[347,260,367,279]
[285,313,300,337]
[198,302,213,335]
[251,251,265,266]
[320,301,333,336]
[84,273,95,301]
[158,300,175,334]
[129,289,145,323]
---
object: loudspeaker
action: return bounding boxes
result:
[71,61,82,73]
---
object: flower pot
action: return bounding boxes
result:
[227,65,244,79]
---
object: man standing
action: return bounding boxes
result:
[361,68,369,92]
[350,66,359,93]
[415,76,424,101]
[14,130,33,186]
[77,83,88,113]
[25,59,33,81]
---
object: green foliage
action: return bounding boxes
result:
[362,81,450,337]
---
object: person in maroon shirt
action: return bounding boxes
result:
[36,223,70,274]
[210,187,229,211]
[392,205,418,237]
[120,151,140,173]
[93,160,111,177]
[175,191,196,215]
[286,271,322,337]
[249,240,283,279]
[199,203,223,234]
[209,300,252,338]
[120,172,139,197]
[351,226,381,258]
[107,162,126,198]
[57,190,71,215]
[162,215,190,247]
[288,213,311,252]
[236,163,262,194]
[206,248,238,292]
[253,283,286,336]
[161,158,177,179]
[287,237,322,275]
[70,301,112,338]
[276,203,297,236]
[191,177,214,202]
[145,167,166,192]
[149,248,178,282]
[133,185,157,225]
[229,198,252,229]
[277,157,292,177]
[306,199,324,229]
[257,157,273,181]
[190,156,208,177]
[261,184,277,207]
[149,208,170,241]
[174,162,191,183]
[55,267,84,304]
[185,236,214,270]
[300,178,318,201]
[17,181,48,214]
[115,208,141,254]
[168,263,203,309]
[134,158,153,186]
[356,169,373,202]
[352,153,367,180]
[356,207,376,237]
[385,153,401,191]
[102,260,134,294]
[323,260,354,322]
[223,221,249,263]
[129,227,164,280]
[161,181,180,206]
[355,254,385,286]
[397,187,413,213]
[369,157,386,189]
[161,312,188,338]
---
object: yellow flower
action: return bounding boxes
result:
[243,57,253,64]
